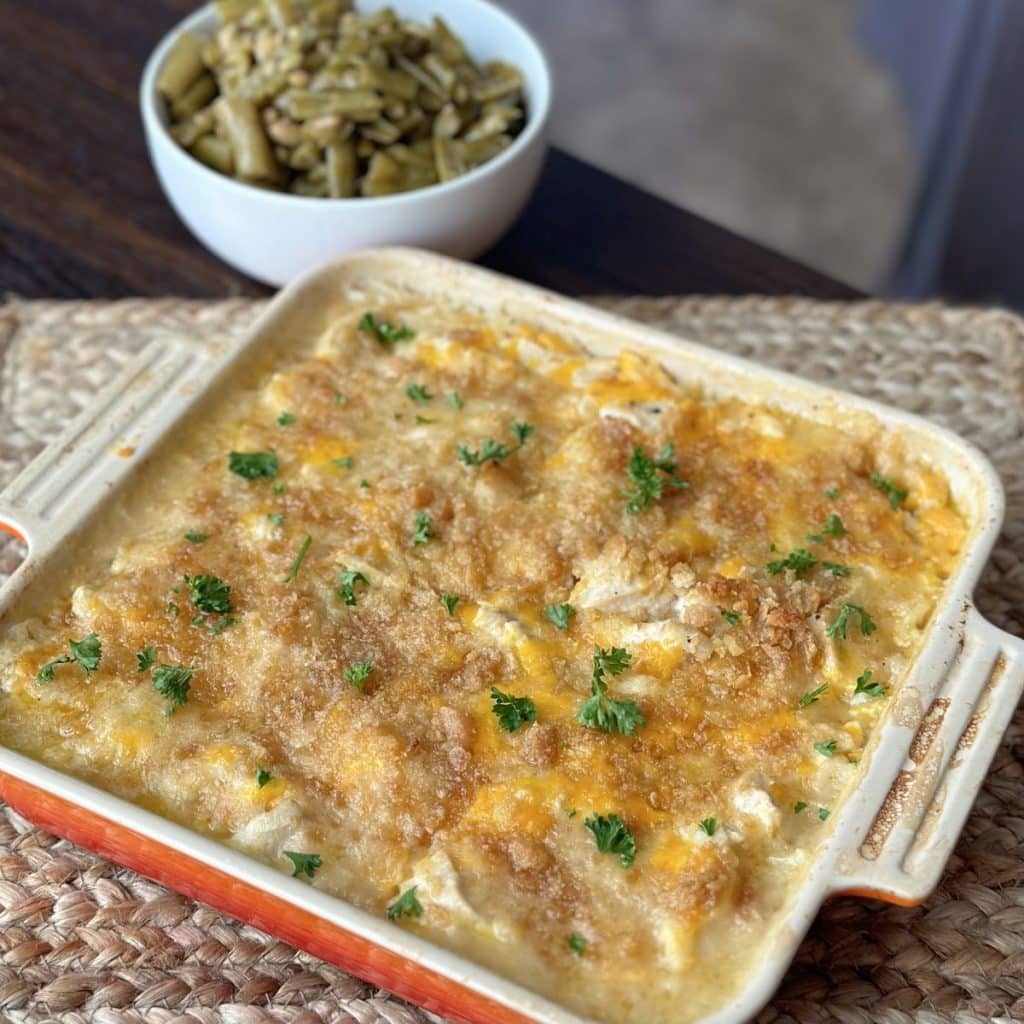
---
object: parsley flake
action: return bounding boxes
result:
[185,574,232,615]
[794,801,808,814]
[825,487,839,500]
[568,934,586,956]
[415,415,436,425]
[457,422,534,467]
[854,669,887,699]
[698,817,717,837]
[814,739,837,758]
[335,393,349,405]
[826,603,876,640]
[268,513,284,527]
[798,683,828,708]
[819,807,831,821]
[870,471,908,509]
[137,647,156,673]
[284,534,313,583]
[184,531,208,544]
[446,392,463,409]
[544,603,575,631]
[411,511,434,546]
[207,616,237,636]
[273,483,287,494]
[152,664,193,715]
[720,608,741,626]
[166,601,179,618]
[345,660,374,690]
[766,548,817,575]
[333,456,353,469]
[490,687,537,732]
[37,632,102,682]
[823,562,851,577]
[822,513,847,537]
[578,646,645,736]
[284,851,321,878]
[439,593,460,616]
[359,312,414,344]
[337,570,369,606]
[387,886,423,920]
[277,411,296,426]
[406,383,433,403]
[584,813,637,868]
[623,443,688,514]
[229,451,278,480]
[256,767,273,788]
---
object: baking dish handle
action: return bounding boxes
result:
[0,339,217,556]
[830,607,1024,906]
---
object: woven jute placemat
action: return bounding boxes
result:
[0,295,1022,1024]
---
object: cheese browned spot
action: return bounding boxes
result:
[0,288,966,1024]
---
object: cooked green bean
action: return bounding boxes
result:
[161,0,526,197]
[215,95,279,181]
[157,33,206,100]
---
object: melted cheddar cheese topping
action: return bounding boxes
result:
[0,288,966,1024]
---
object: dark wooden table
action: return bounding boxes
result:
[0,0,858,302]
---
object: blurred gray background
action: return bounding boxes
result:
[502,0,1024,307]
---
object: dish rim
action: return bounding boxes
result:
[0,247,1020,1024]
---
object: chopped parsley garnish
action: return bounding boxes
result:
[794,801,808,814]
[798,683,828,708]
[698,817,717,837]
[446,392,463,409]
[825,487,839,500]
[335,393,349,405]
[854,669,887,699]
[720,608,741,626]
[823,562,851,577]
[578,646,645,736]
[766,547,817,575]
[806,534,825,545]
[566,808,578,818]
[166,601,179,618]
[822,513,847,537]
[387,886,423,920]
[544,603,575,631]
[277,411,296,426]
[185,574,232,615]
[284,534,312,583]
[411,511,434,546]
[184,531,208,544]
[457,422,534,467]
[819,807,831,821]
[359,312,414,344]
[273,483,287,494]
[36,633,102,682]
[206,616,237,636]
[490,687,537,732]
[826,603,876,640]
[337,570,369,606]
[584,813,637,868]
[345,660,374,690]
[814,739,837,758]
[439,593,459,616]
[405,383,433,403]
[256,767,273,788]
[360,480,371,488]
[268,513,284,527]
[284,851,321,878]
[870,471,908,509]
[333,456,353,469]
[568,934,586,956]
[137,647,156,673]
[229,451,278,480]
[152,664,193,715]
[623,443,688,514]
[414,415,435,425]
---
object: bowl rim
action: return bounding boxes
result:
[139,0,553,210]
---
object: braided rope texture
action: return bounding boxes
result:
[0,295,1021,1024]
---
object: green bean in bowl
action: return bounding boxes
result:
[157,0,527,198]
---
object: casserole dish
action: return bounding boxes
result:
[0,248,1021,1024]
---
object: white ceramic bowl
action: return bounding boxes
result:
[140,1,552,286]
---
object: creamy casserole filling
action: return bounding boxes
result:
[0,288,965,1023]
